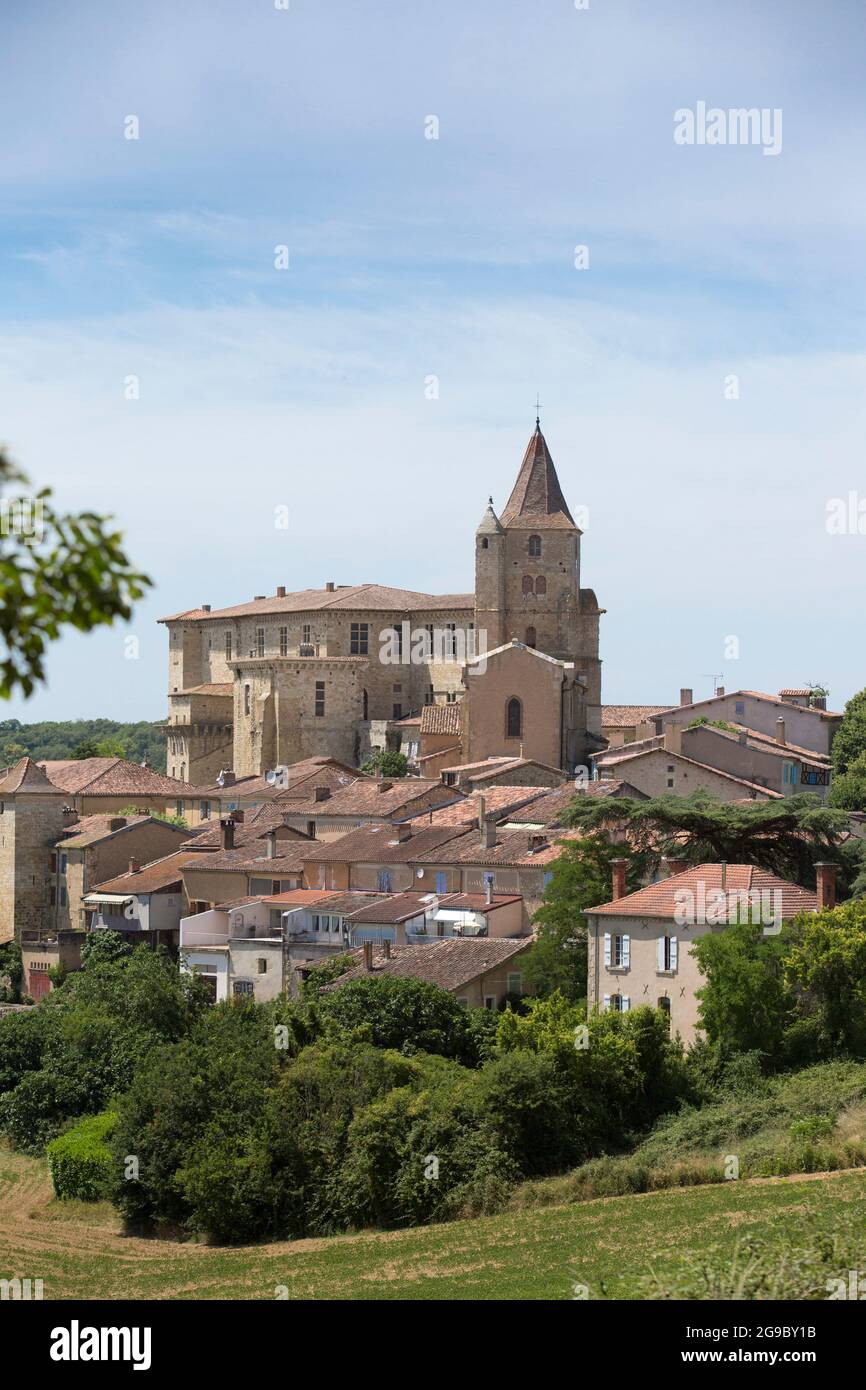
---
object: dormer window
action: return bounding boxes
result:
[529,535,541,556]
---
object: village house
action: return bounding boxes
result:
[342,890,526,946]
[274,776,459,842]
[647,688,842,759]
[593,734,784,801]
[322,936,533,1010]
[181,835,311,912]
[601,705,670,748]
[36,756,222,827]
[438,754,567,792]
[83,850,203,950]
[584,859,832,1045]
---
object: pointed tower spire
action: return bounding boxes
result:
[476,496,503,535]
[500,425,575,529]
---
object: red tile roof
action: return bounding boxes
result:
[301,822,468,865]
[587,863,819,919]
[58,815,189,850]
[39,758,215,800]
[602,705,670,728]
[89,850,201,895]
[0,757,65,796]
[420,704,461,736]
[322,937,532,992]
[499,427,576,529]
[280,779,455,818]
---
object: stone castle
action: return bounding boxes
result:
[161,422,604,782]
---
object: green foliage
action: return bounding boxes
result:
[784,899,866,1054]
[0,719,166,772]
[0,447,151,699]
[315,973,479,1062]
[828,750,866,812]
[831,687,866,776]
[692,920,791,1061]
[360,749,410,778]
[560,790,865,899]
[47,1112,117,1201]
[0,937,23,1002]
[298,953,354,999]
[115,805,187,827]
[524,836,642,1000]
[687,717,738,732]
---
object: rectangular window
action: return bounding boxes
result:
[279,626,288,656]
[350,622,369,655]
[50,852,58,873]
[258,958,268,974]
[506,972,523,996]
[445,622,457,657]
[735,701,745,717]
[200,801,210,819]
[256,627,265,658]
[393,625,403,660]
[393,703,402,720]
[233,980,254,997]
[225,631,232,660]
[59,885,68,907]
[302,623,311,645]
[244,684,251,715]
[378,870,393,892]
[483,995,496,1010]
[604,933,630,969]
[315,681,325,717]
[657,935,678,972]
[435,871,448,894]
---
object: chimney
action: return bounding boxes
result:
[128,857,141,875]
[325,581,335,592]
[218,770,236,787]
[363,941,374,971]
[611,858,627,900]
[383,939,392,960]
[265,830,278,859]
[812,694,827,711]
[717,686,725,697]
[314,786,331,802]
[219,817,235,851]
[231,809,245,824]
[776,716,786,746]
[276,585,286,597]
[738,731,748,746]
[815,862,837,911]
[529,832,549,853]
[202,604,211,612]
[377,780,393,794]
[679,688,693,707]
[481,817,497,850]
[109,817,127,832]
[661,856,688,877]
[476,794,486,829]
[395,823,413,843]
[664,726,682,756]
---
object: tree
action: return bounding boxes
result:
[316,974,475,1060]
[0,447,151,698]
[784,899,866,1055]
[361,749,409,778]
[560,791,865,898]
[523,836,643,1000]
[692,920,792,1061]
[829,750,866,812]
[831,688,866,776]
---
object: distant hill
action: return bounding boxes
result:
[0,719,166,773]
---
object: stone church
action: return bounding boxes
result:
[161,422,604,782]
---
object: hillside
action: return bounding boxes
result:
[0,1143,863,1300]
[0,719,166,772]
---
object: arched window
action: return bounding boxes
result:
[525,626,537,648]
[506,697,522,739]
[522,574,534,595]
[534,575,547,595]
[529,535,542,556]
[362,689,368,720]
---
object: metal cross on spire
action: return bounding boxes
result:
[535,393,541,429]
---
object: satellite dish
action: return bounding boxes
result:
[415,868,424,879]
[265,769,276,786]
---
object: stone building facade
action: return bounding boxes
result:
[160,423,604,779]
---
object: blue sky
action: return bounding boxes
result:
[1,0,865,721]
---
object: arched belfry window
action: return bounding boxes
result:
[506,697,523,739]
[529,535,542,557]
[525,626,537,648]
[522,574,533,595]
[534,575,547,596]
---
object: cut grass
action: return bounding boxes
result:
[1,1142,866,1300]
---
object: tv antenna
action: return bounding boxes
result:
[702,673,724,696]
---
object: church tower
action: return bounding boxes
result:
[473,420,603,711]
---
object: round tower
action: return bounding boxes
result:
[474,497,505,652]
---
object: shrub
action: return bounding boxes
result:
[47,1112,117,1200]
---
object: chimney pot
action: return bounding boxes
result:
[611,858,627,900]
[815,862,837,911]
[128,857,141,874]
[363,941,374,971]
[481,817,497,850]
[377,780,393,794]
[314,786,331,802]
[661,856,688,877]
[265,830,278,859]
[325,582,335,592]
[201,604,211,612]
[383,939,392,959]
[776,716,786,746]
[716,686,725,697]
[219,816,236,850]
[276,585,286,597]
[679,688,693,707]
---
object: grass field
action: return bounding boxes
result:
[2,1143,866,1300]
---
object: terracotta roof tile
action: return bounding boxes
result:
[587,862,819,919]
[160,584,474,623]
[499,427,576,529]
[322,936,531,992]
[39,758,216,800]
[89,850,201,895]
[301,822,468,865]
[420,704,461,736]
[602,705,670,727]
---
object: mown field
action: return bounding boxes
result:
[2,1143,865,1300]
